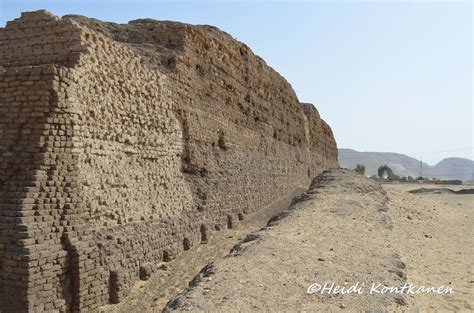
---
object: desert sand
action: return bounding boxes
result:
[100,171,473,312]
[386,183,473,311]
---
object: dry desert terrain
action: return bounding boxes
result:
[100,171,473,312]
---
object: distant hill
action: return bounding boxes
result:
[430,157,474,181]
[338,149,474,181]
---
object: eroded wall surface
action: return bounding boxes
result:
[0,10,338,312]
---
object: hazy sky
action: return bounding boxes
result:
[1,0,472,165]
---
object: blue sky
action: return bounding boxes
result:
[1,0,472,164]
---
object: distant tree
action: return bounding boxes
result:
[407,176,414,181]
[400,176,407,182]
[416,176,424,181]
[377,166,384,178]
[354,164,366,175]
[378,165,395,180]
[370,174,379,180]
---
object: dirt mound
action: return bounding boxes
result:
[455,189,474,194]
[409,188,474,195]
[163,169,414,312]
[100,170,472,312]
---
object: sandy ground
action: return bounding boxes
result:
[386,183,473,312]
[164,169,415,312]
[99,188,306,312]
[102,172,473,312]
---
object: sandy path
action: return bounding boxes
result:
[102,176,473,312]
[163,174,473,312]
[163,170,416,312]
[386,184,474,312]
[99,187,305,312]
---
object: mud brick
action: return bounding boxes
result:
[0,9,338,313]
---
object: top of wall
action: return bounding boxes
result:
[0,10,88,68]
[1,10,338,157]
[62,13,297,91]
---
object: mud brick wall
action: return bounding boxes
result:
[73,17,339,230]
[0,10,339,312]
[0,64,96,312]
[68,23,198,308]
[0,11,86,67]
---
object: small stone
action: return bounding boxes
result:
[158,263,169,271]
